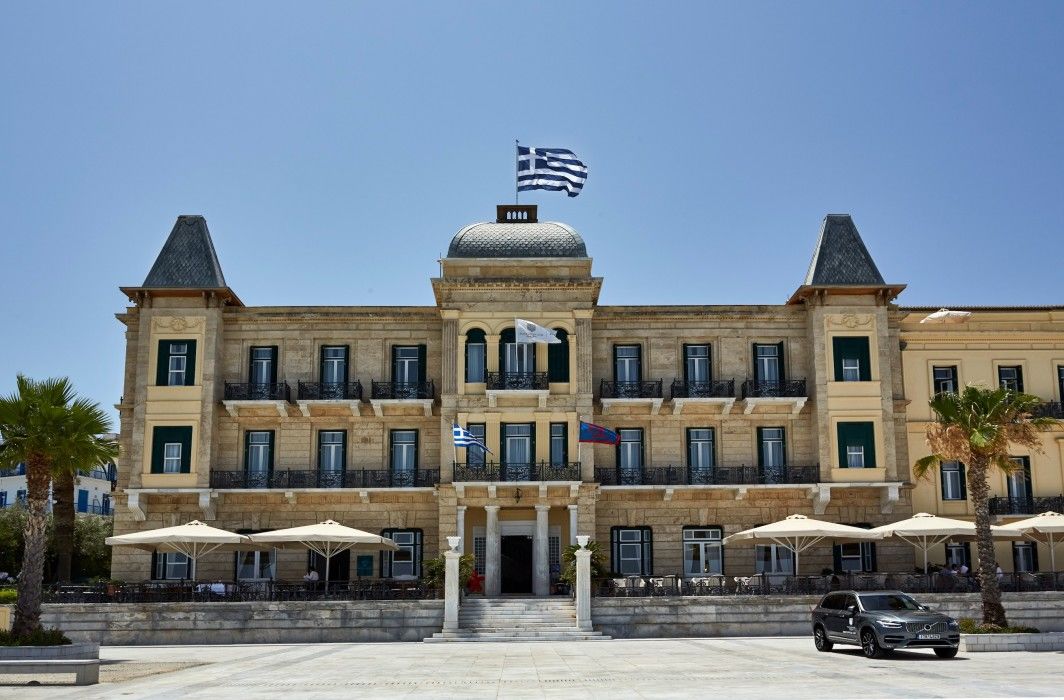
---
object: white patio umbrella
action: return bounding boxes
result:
[1005,511,1064,573]
[723,514,882,575]
[106,520,253,580]
[919,308,973,324]
[250,520,398,592]
[871,512,1022,574]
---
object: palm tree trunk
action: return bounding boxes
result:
[12,453,50,637]
[53,471,76,582]
[968,455,1008,626]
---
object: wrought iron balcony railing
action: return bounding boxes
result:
[594,464,819,486]
[1032,402,1064,419]
[600,379,663,399]
[297,381,363,401]
[209,468,439,489]
[224,382,292,402]
[370,380,435,400]
[741,379,807,399]
[990,494,1064,516]
[453,461,582,482]
[76,503,114,516]
[670,379,735,399]
[485,372,549,391]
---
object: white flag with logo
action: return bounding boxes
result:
[515,319,561,344]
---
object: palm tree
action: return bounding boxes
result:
[914,385,1058,627]
[0,376,116,638]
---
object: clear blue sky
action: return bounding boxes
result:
[2,2,1062,421]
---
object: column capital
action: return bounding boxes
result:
[534,504,551,513]
[484,504,501,513]
[456,505,467,514]
[566,504,579,511]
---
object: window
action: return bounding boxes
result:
[151,426,192,474]
[998,366,1024,392]
[1007,456,1032,504]
[320,346,348,385]
[245,431,273,477]
[156,339,196,387]
[547,329,569,382]
[837,422,876,469]
[932,366,958,395]
[610,527,652,575]
[501,329,533,374]
[473,536,486,575]
[0,492,6,508]
[833,524,876,573]
[755,544,794,574]
[391,430,418,475]
[682,527,723,576]
[753,343,783,383]
[940,461,966,501]
[945,543,971,569]
[549,535,561,581]
[832,337,871,382]
[318,431,346,472]
[381,529,422,579]
[1058,365,1064,401]
[16,490,27,505]
[236,550,276,580]
[617,429,644,472]
[76,489,89,513]
[249,346,277,385]
[466,424,486,467]
[758,427,786,468]
[1013,543,1038,573]
[502,424,533,480]
[550,423,568,466]
[684,344,711,383]
[687,428,715,470]
[614,345,642,382]
[153,552,191,580]
[392,345,424,384]
[465,329,486,383]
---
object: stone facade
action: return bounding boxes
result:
[109,207,1062,591]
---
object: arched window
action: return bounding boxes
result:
[548,329,569,382]
[465,329,486,383]
[500,327,534,374]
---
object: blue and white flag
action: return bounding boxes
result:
[453,423,492,454]
[517,146,587,198]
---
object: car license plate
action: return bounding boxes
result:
[917,633,941,640]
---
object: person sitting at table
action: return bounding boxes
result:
[303,567,319,590]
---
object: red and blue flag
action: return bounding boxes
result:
[579,421,619,445]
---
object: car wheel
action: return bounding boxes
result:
[860,629,884,659]
[813,626,833,652]
[934,647,959,659]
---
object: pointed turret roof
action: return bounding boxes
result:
[788,214,904,304]
[803,215,884,286]
[121,215,242,306]
[143,215,227,288]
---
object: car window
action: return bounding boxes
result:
[859,593,921,611]
[819,594,841,609]
[841,594,857,610]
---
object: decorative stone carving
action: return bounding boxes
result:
[152,316,202,332]
[828,314,873,329]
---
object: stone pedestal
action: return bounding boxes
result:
[575,547,592,631]
[567,505,579,546]
[533,504,550,596]
[485,505,501,596]
[443,549,461,631]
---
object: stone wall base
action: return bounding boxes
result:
[961,632,1064,652]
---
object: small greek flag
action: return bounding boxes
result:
[453,423,492,454]
[517,146,588,198]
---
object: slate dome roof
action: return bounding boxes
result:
[447,221,588,258]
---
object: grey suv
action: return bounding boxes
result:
[811,590,960,658]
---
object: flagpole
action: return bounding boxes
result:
[452,423,458,471]
[515,139,519,204]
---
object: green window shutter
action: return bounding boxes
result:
[548,329,569,382]
[776,341,786,382]
[267,430,275,472]
[184,340,197,386]
[756,427,764,467]
[151,426,193,473]
[500,328,515,373]
[243,431,251,470]
[959,463,967,499]
[341,346,350,384]
[268,346,279,384]
[751,343,759,382]
[832,338,845,381]
[179,428,193,473]
[682,344,691,383]
[340,431,347,469]
[417,345,427,383]
[529,424,536,466]
[832,337,871,381]
[413,430,419,469]
[391,345,399,381]
[156,340,171,386]
[837,422,875,468]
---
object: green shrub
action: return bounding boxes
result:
[0,588,16,604]
[560,541,608,586]
[0,628,72,646]
[421,552,476,590]
[958,618,1040,634]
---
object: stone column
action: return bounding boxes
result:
[486,335,501,373]
[441,315,458,395]
[443,547,461,631]
[575,544,592,631]
[456,506,467,553]
[575,316,593,395]
[567,333,578,395]
[533,504,550,596]
[485,505,501,597]
[567,504,579,545]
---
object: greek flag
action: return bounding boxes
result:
[453,423,492,454]
[517,146,587,197]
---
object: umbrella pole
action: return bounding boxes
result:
[325,547,331,596]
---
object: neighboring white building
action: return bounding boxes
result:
[0,462,116,516]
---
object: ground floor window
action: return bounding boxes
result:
[755,544,794,574]
[381,529,423,579]
[473,536,486,575]
[945,542,971,570]
[236,550,277,580]
[1013,542,1038,572]
[549,535,561,581]
[153,552,191,580]
[833,524,876,572]
[682,527,723,576]
[610,526,652,576]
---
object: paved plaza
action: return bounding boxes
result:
[6,637,1064,699]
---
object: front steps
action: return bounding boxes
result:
[425,597,611,642]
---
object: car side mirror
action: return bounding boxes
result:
[847,604,858,614]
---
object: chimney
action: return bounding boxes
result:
[496,204,538,223]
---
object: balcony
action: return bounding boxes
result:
[222,382,292,417]
[453,461,582,483]
[739,379,808,416]
[296,381,363,417]
[595,464,819,487]
[369,381,435,417]
[1032,402,1064,419]
[209,468,440,490]
[599,379,664,415]
[990,495,1064,516]
[670,379,736,415]
[484,372,550,408]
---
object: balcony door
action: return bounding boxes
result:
[318,431,346,487]
[249,346,278,386]
[758,427,786,483]
[614,345,642,383]
[1007,456,1032,511]
[617,428,644,484]
[687,428,715,484]
[502,423,533,481]
[244,431,274,488]
[390,430,418,486]
[753,343,783,385]
[501,328,534,375]
[392,345,425,398]
[684,344,710,384]
[320,346,348,396]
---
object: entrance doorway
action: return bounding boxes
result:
[308,550,350,587]
[501,535,533,594]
